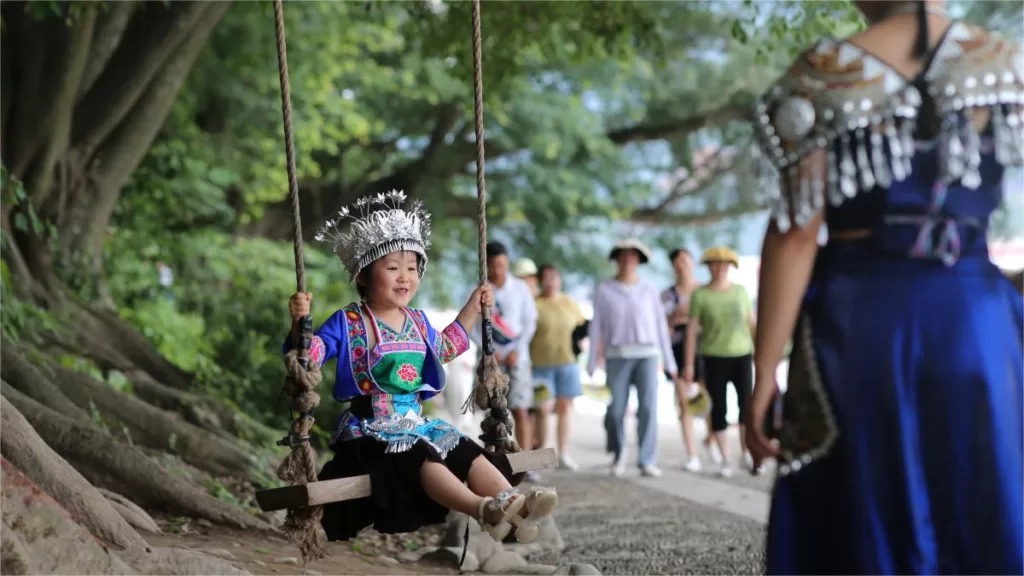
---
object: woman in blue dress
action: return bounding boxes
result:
[744,0,1023,573]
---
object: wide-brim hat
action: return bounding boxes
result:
[609,238,652,264]
[512,258,538,278]
[700,246,739,268]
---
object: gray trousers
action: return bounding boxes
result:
[603,356,660,467]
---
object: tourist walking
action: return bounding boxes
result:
[745,1,1023,573]
[661,248,711,473]
[531,264,587,471]
[685,246,756,478]
[589,239,676,478]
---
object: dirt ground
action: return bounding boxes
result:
[145,521,456,576]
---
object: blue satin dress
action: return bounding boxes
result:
[752,22,1024,575]
[766,149,1023,575]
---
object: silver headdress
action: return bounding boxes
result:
[314,190,431,282]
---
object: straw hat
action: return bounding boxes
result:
[608,238,652,264]
[700,246,740,268]
[512,258,538,278]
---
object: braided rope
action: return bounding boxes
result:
[469,0,521,458]
[272,0,326,564]
[273,0,306,298]
[471,0,488,311]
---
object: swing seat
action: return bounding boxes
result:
[255,447,557,511]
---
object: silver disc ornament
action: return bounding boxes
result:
[774,96,817,142]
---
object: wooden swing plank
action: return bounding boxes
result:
[255,448,558,512]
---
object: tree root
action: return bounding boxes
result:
[36,356,260,481]
[0,339,90,423]
[44,328,281,446]
[0,393,149,551]
[2,385,273,532]
[98,488,162,534]
[68,297,194,390]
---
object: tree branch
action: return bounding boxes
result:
[605,101,750,145]
[3,7,48,178]
[26,8,98,211]
[650,145,739,212]
[629,203,764,226]
[77,1,140,99]
[70,1,209,156]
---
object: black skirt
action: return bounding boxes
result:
[318,433,523,541]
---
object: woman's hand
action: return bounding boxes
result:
[289,292,312,322]
[744,369,780,469]
[455,284,494,328]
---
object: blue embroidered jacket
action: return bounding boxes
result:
[282,302,471,401]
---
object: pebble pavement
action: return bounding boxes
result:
[543,471,767,576]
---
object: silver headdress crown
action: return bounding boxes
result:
[314,190,431,282]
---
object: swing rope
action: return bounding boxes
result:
[464,0,521,458]
[271,0,327,565]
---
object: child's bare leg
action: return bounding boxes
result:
[420,460,487,518]
[466,454,513,497]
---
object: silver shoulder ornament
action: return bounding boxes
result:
[752,22,1024,232]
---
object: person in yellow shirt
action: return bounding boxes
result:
[530,264,587,471]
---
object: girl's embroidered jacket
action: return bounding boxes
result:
[282,302,471,402]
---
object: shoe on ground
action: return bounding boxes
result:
[719,465,734,478]
[683,456,703,473]
[640,465,662,478]
[558,454,579,471]
[524,471,542,483]
[610,459,626,477]
[706,441,724,465]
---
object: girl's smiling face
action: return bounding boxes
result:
[366,251,420,308]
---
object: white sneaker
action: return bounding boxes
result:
[640,465,663,478]
[558,454,579,472]
[524,471,542,483]
[706,441,724,465]
[683,456,703,473]
[610,459,626,477]
[719,465,734,478]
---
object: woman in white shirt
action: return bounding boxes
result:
[589,239,676,478]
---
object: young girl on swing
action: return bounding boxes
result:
[284,190,558,543]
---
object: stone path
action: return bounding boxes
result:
[436,382,780,575]
[543,471,766,575]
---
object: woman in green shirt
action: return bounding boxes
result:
[684,246,756,478]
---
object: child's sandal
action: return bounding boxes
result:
[477,489,526,541]
[510,486,559,543]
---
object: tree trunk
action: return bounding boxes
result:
[0,396,149,551]
[2,385,272,532]
[61,1,232,287]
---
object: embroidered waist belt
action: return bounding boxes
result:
[332,393,463,458]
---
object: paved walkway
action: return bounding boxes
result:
[441,384,779,574]
[544,471,767,575]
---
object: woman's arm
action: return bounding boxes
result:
[654,288,678,376]
[753,206,822,379]
[684,290,701,382]
[586,285,604,376]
